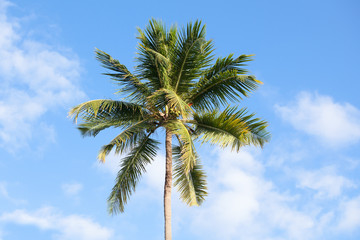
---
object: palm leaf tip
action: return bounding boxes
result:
[107,136,159,214]
[173,145,208,206]
[97,144,114,163]
[192,106,270,150]
[68,105,82,124]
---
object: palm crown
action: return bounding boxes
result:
[69,19,270,239]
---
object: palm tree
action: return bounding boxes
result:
[69,19,270,240]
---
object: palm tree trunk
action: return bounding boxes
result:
[164,129,172,240]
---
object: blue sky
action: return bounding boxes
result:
[0,0,360,239]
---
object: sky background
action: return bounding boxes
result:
[0,0,360,239]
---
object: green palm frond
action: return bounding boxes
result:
[203,54,254,79]
[188,55,262,111]
[165,120,196,172]
[108,134,160,214]
[172,20,214,93]
[69,100,146,136]
[97,120,158,162]
[136,19,174,91]
[69,99,145,123]
[147,88,193,118]
[95,49,150,102]
[190,106,270,150]
[77,120,123,137]
[173,144,207,206]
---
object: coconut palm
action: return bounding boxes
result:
[69,19,270,240]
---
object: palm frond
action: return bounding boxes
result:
[136,19,173,91]
[173,144,207,206]
[190,106,270,150]
[147,88,193,118]
[97,120,158,162]
[95,49,150,102]
[77,120,123,137]
[69,99,145,123]
[107,134,160,214]
[172,20,214,93]
[69,100,146,136]
[188,55,262,111]
[165,120,196,172]
[203,54,254,79]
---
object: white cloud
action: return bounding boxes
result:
[0,182,9,199]
[185,148,319,240]
[61,183,83,197]
[0,181,26,204]
[337,196,360,231]
[275,92,360,147]
[0,207,113,240]
[295,166,354,199]
[0,0,85,151]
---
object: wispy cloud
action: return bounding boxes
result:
[61,183,83,197]
[0,207,113,240]
[184,148,318,240]
[275,92,360,147]
[0,181,10,199]
[295,166,355,199]
[0,181,26,204]
[0,0,85,151]
[338,196,360,231]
